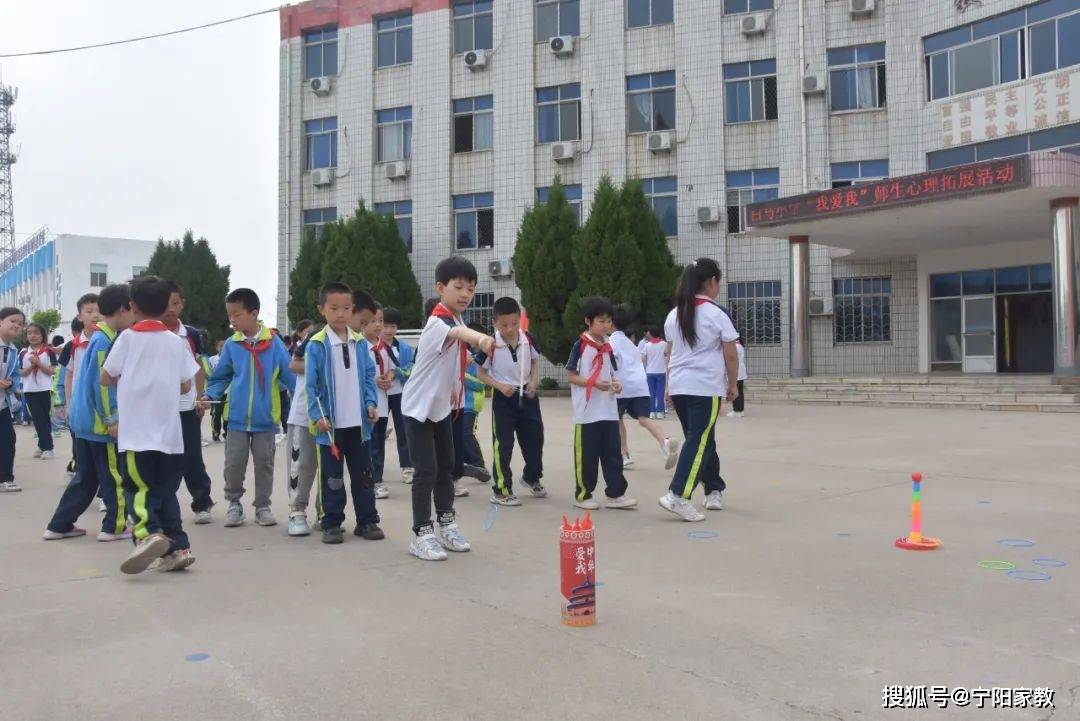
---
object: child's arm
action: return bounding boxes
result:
[304,341,330,432]
[448,326,495,354]
[396,342,414,382]
[527,355,540,397]
[204,344,234,401]
[275,340,297,390]
[88,342,117,426]
[362,345,378,422]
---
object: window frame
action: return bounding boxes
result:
[926,122,1080,169]
[728,281,782,346]
[722,0,774,14]
[535,0,580,42]
[374,201,413,253]
[464,292,496,331]
[827,43,887,113]
[453,95,494,154]
[305,117,338,170]
[725,168,780,233]
[536,185,583,226]
[303,26,338,79]
[536,84,582,143]
[131,266,146,278]
[830,159,889,188]
[453,0,494,55]
[625,71,677,135]
[626,0,674,29]
[376,107,413,163]
[723,59,778,125]
[833,276,893,344]
[303,207,337,240]
[375,12,413,68]
[89,263,108,287]
[641,176,679,238]
[453,193,495,251]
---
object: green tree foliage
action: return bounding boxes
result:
[31,309,61,335]
[512,180,579,364]
[146,231,231,341]
[618,179,679,328]
[287,228,325,327]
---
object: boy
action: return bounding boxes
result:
[284,319,316,536]
[202,288,295,528]
[102,276,201,574]
[44,284,134,541]
[565,297,637,511]
[380,307,414,483]
[208,339,226,441]
[361,304,393,500]
[401,258,493,561]
[475,297,546,506]
[306,284,383,544]
[455,358,491,495]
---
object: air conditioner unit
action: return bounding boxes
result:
[741,13,769,35]
[696,206,721,224]
[849,0,875,15]
[551,141,578,162]
[384,161,410,180]
[808,296,834,316]
[464,49,488,70]
[646,131,673,153]
[311,168,334,187]
[549,36,574,57]
[489,259,513,279]
[309,76,332,96]
[802,73,827,94]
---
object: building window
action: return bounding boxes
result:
[303,207,337,240]
[376,12,412,68]
[303,27,338,79]
[90,263,108,287]
[454,95,494,153]
[305,117,338,169]
[453,0,493,54]
[728,281,781,346]
[723,0,773,13]
[830,159,889,188]
[641,176,678,237]
[627,0,673,28]
[834,277,891,343]
[926,122,1080,170]
[535,0,580,42]
[454,193,495,250]
[723,60,778,124]
[376,107,412,163]
[374,201,413,253]
[924,2,1080,101]
[537,184,583,226]
[536,84,581,143]
[626,71,676,134]
[725,168,779,233]
[828,43,886,112]
[131,266,146,279]
[465,292,495,331]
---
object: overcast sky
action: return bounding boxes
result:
[0,1,280,321]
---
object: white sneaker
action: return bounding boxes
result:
[97,529,132,542]
[39,450,55,460]
[200,439,210,447]
[97,498,107,512]
[401,468,414,484]
[605,495,638,509]
[572,497,600,510]
[120,533,171,575]
[658,491,705,522]
[255,507,277,526]
[287,512,310,537]
[224,502,245,527]
[274,433,287,445]
[453,480,469,497]
[409,532,447,561]
[374,482,389,499]
[705,491,724,511]
[0,480,22,492]
[622,454,635,467]
[661,437,681,471]
[153,549,196,572]
[726,410,738,418]
[193,509,213,525]
[490,492,522,506]
[32,449,43,459]
[436,522,471,552]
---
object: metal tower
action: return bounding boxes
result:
[0,78,16,262]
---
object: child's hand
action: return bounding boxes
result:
[376,375,392,391]
[594,379,611,392]
[611,379,623,394]
[526,382,538,398]
[29,355,39,366]
[499,383,516,398]
[477,335,495,355]
[107,424,118,439]
[0,378,11,389]
[316,417,331,434]
[367,406,378,423]
[196,397,211,413]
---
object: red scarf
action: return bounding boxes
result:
[431,303,467,410]
[647,336,662,344]
[25,345,49,381]
[578,333,612,402]
[130,320,168,332]
[694,296,718,307]
[71,323,99,350]
[370,340,387,376]
[240,337,273,392]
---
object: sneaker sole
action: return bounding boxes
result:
[43,530,86,540]
[322,535,344,545]
[490,498,522,507]
[256,519,278,527]
[409,548,447,561]
[605,502,638,509]
[120,535,172,575]
[1,487,23,493]
[658,498,705,522]
[97,534,132,542]
[193,517,213,525]
[663,441,681,470]
[288,527,311,537]
[571,502,600,511]
[224,519,244,527]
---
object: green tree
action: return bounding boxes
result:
[512,180,580,364]
[619,179,679,327]
[31,309,61,335]
[319,203,423,327]
[146,231,232,341]
[287,228,325,327]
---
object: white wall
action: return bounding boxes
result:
[56,235,156,336]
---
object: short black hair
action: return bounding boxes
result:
[51,335,64,346]
[130,275,172,317]
[0,307,24,321]
[423,297,439,317]
[226,287,260,312]
[296,319,314,335]
[493,296,520,319]
[581,296,614,324]
[353,290,378,313]
[76,293,99,312]
[71,317,84,334]
[435,256,477,285]
[163,279,184,298]
[319,281,352,305]
[613,303,635,331]
[382,307,402,326]
[97,283,132,316]
[650,325,663,339]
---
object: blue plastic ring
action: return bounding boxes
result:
[1032,558,1067,568]
[687,530,719,539]
[997,538,1035,547]
[185,653,211,662]
[1006,569,1051,581]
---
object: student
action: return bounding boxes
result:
[203,288,295,528]
[162,281,215,524]
[610,305,680,470]
[44,284,134,541]
[60,313,92,481]
[65,294,102,428]
[362,304,393,500]
[565,297,637,511]
[305,284,383,544]
[380,307,414,483]
[455,357,491,495]
[285,319,316,536]
[102,276,201,574]
[208,339,227,441]
[0,307,25,493]
[19,322,58,459]
[401,258,493,561]
[475,297,546,506]
[727,337,748,418]
[659,258,740,522]
[642,326,668,419]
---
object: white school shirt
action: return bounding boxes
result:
[664,297,740,398]
[286,340,309,427]
[642,339,668,374]
[366,338,390,419]
[329,330,363,429]
[174,324,198,412]
[610,331,649,400]
[736,344,747,381]
[20,345,56,394]
[68,330,93,397]
[565,335,619,424]
[401,313,462,423]
[102,327,200,454]
[483,330,537,389]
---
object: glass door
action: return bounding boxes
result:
[962,296,996,373]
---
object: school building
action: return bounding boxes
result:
[276,0,1079,379]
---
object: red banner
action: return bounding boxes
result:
[560,514,596,627]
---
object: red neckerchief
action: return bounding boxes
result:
[26,345,49,380]
[647,336,662,344]
[694,295,719,307]
[130,320,169,332]
[370,339,387,376]
[71,324,99,350]
[241,336,273,392]
[431,303,466,411]
[578,332,612,402]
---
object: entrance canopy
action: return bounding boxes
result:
[746,153,1080,257]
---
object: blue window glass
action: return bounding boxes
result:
[628,0,673,28]
[974,134,1028,160]
[829,43,887,111]
[832,161,859,180]
[537,83,581,142]
[1031,263,1053,290]
[652,176,677,193]
[376,12,412,68]
[861,159,889,177]
[723,62,749,80]
[752,188,778,202]
[929,52,950,100]
[827,47,855,66]
[923,26,972,55]
[723,60,777,123]
[753,168,779,185]
[1030,123,1080,151]
[930,272,962,298]
[1028,0,1077,24]
[1030,20,1058,76]
[305,118,338,169]
[1060,12,1080,69]
[962,270,995,295]
[972,9,1025,40]
[749,60,775,76]
[856,43,885,63]
[995,266,1030,293]
[1000,30,1021,82]
[304,27,338,79]
[725,171,753,187]
[926,145,975,170]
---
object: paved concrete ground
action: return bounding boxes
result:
[1,401,1078,720]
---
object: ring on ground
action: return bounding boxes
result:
[1006,570,1051,581]
[686,530,719,539]
[1032,558,1067,568]
[996,538,1035,547]
[977,560,1015,571]
[185,653,211,662]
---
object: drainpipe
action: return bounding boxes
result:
[283,14,293,332]
[798,0,809,193]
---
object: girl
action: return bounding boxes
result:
[658,259,740,522]
[0,307,26,492]
[19,322,58,459]
[642,326,669,419]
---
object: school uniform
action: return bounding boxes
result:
[385,338,414,473]
[173,323,214,514]
[663,297,739,499]
[457,363,487,472]
[366,338,392,485]
[19,344,57,452]
[475,330,544,495]
[565,334,628,502]
[642,338,668,415]
[57,340,78,474]
[47,324,128,536]
[733,344,747,413]
[611,330,651,420]
[0,340,21,484]
[305,326,378,531]
[286,339,317,513]
[102,320,201,552]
